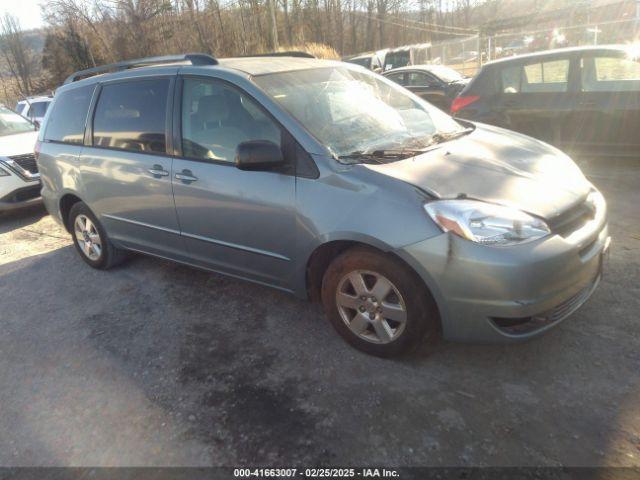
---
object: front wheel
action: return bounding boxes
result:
[321,247,440,357]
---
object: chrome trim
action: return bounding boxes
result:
[0,159,40,182]
[102,214,181,235]
[181,231,290,261]
[102,213,290,261]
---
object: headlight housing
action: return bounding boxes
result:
[424,199,550,247]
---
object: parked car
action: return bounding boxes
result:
[0,106,41,212]
[383,43,432,71]
[38,53,609,357]
[343,52,384,72]
[384,64,469,110]
[15,95,53,128]
[452,45,640,157]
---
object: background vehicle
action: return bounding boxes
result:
[15,95,53,128]
[0,106,40,211]
[452,45,640,156]
[384,64,469,110]
[343,51,384,72]
[38,54,608,357]
[383,43,432,71]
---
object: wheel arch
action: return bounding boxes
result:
[305,238,441,318]
[59,192,84,232]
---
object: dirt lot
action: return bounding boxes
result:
[0,157,639,467]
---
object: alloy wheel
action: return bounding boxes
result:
[74,214,102,261]
[335,270,407,344]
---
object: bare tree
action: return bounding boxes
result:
[0,14,35,96]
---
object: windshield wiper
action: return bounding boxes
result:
[428,127,475,145]
[338,148,428,164]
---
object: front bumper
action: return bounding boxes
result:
[397,206,610,343]
[0,175,41,212]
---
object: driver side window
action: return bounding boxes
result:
[181,78,281,163]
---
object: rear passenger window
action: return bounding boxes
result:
[386,73,405,85]
[500,59,570,93]
[44,85,94,145]
[407,72,436,87]
[93,79,169,154]
[522,60,569,92]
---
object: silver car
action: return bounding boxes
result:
[37,54,610,357]
[0,106,41,212]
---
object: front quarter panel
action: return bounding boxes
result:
[292,155,442,296]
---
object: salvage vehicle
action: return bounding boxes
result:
[37,54,609,357]
[15,95,53,128]
[0,106,41,212]
[343,51,384,72]
[452,45,640,156]
[384,64,469,110]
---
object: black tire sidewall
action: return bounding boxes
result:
[69,202,110,269]
[321,247,439,357]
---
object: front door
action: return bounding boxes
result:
[81,76,185,257]
[172,76,296,289]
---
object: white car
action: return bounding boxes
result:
[0,106,40,212]
[15,95,53,128]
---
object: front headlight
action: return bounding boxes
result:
[424,199,550,246]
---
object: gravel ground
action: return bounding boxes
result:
[0,157,639,467]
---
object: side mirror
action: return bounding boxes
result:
[235,140,284,171]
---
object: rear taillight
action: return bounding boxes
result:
[451,95,480,114]
[34,140,41,162]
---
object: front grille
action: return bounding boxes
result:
[547,199,595,237]
[9,153,38,174]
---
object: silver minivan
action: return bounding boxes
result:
[38,54,610,357]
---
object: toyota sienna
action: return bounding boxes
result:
[37,54,610,357]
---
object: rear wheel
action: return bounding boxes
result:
[321,247,439,357]
[69,202,126,269]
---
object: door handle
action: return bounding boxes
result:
[175,170,198,183]
[148,165,169,177]
[579,101,597,107]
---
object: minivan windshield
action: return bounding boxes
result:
[0,106,35,136]
[254,67,464,161]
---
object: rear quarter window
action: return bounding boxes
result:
[45,85,95,145]
[498,58,570,93]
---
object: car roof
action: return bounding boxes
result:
[18,96,52,104]
[484,44,633,67]
[57,56,345,93]
[217,56,342,75]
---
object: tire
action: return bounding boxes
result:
[321,247,440,357]
[68,202,127,269]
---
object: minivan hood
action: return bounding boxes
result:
[365,123,592,219]
[0,131,38,158]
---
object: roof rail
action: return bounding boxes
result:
[239,51,316,59]
[63,53,218,84]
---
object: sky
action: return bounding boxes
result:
[0,0,45,30]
